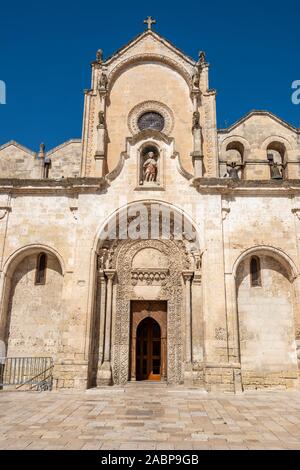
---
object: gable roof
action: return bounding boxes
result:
[218,110,299,134]
[103,29,196,67]
[0,141,36,156]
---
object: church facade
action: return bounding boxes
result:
[1,20,300,392]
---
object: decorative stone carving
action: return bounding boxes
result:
[198,51,206,66]
[131,268,169,286]
[191,67,200,89]
[128,101,174,136]
[143,151,158,182]
[215,327,227,341]
[192,111,200,130]
[98,71,108,91]
[102,238,192,385]
[97,111,105,128]
[96,49,103,63]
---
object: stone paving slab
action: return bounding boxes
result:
[0,383,300,450]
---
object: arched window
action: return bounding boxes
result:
[35,253,47,285]
[250,256,261,287]
[267,142,286,179]
[225,141,244,179]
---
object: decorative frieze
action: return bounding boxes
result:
[131,268,169,286]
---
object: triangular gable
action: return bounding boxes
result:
[218,110,299,134]
[0,141,36,156]
[103,30,196,67]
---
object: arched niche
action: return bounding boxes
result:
[0,247,64,359]
[235,248,299,389]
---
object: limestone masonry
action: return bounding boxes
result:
[1,21,300,392]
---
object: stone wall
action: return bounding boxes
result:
[0,140,82,179]
[236,254,298,388]
[6,253,63,357]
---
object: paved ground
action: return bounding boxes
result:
[1,382,300,450]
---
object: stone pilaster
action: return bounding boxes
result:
[98,269,115,385]
[182,270,194,383]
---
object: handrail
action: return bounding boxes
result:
[0,357,53,391]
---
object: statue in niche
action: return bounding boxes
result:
[192,111,200,130]
[226,161,243,179]
[192,67,200,88]
[98,71,108,90]
[143,151,158,182]
[98,111,105,127]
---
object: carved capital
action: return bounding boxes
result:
[182,270,194,282]
[104,269,116,281]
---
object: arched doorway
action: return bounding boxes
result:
[136,317,161,381]
[90,201,202,387]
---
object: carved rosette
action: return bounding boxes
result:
[128,101,174,136]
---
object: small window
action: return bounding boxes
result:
[138,112,164,132]
[250,256,261,287]
[35,253,47,285]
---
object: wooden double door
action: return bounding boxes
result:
[136,317,161,380]
[131,301,167,381]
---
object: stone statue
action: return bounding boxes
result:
[226,161,243,179]
[98,71,108,90]
[96,49,103,63]
[143,151,158,182]
[98,248,108,270]
[199,51,206,65]
[269,161,284,179]
[192,67,200,88]
[98,111,105,127]
[192,111,200,130]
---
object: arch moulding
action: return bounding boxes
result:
[231,245,299,281]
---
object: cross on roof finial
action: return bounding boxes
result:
[144,16,156,30]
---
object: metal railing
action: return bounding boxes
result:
[0,357,53,391]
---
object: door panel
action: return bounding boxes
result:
[136,317,161,380]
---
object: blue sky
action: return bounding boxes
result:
[0,0,299,151]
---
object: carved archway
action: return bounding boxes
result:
[89,201,202,387]
[112,238,189,384]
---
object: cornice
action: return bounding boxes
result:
[192,178,300,196]
[0,177,108,195]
